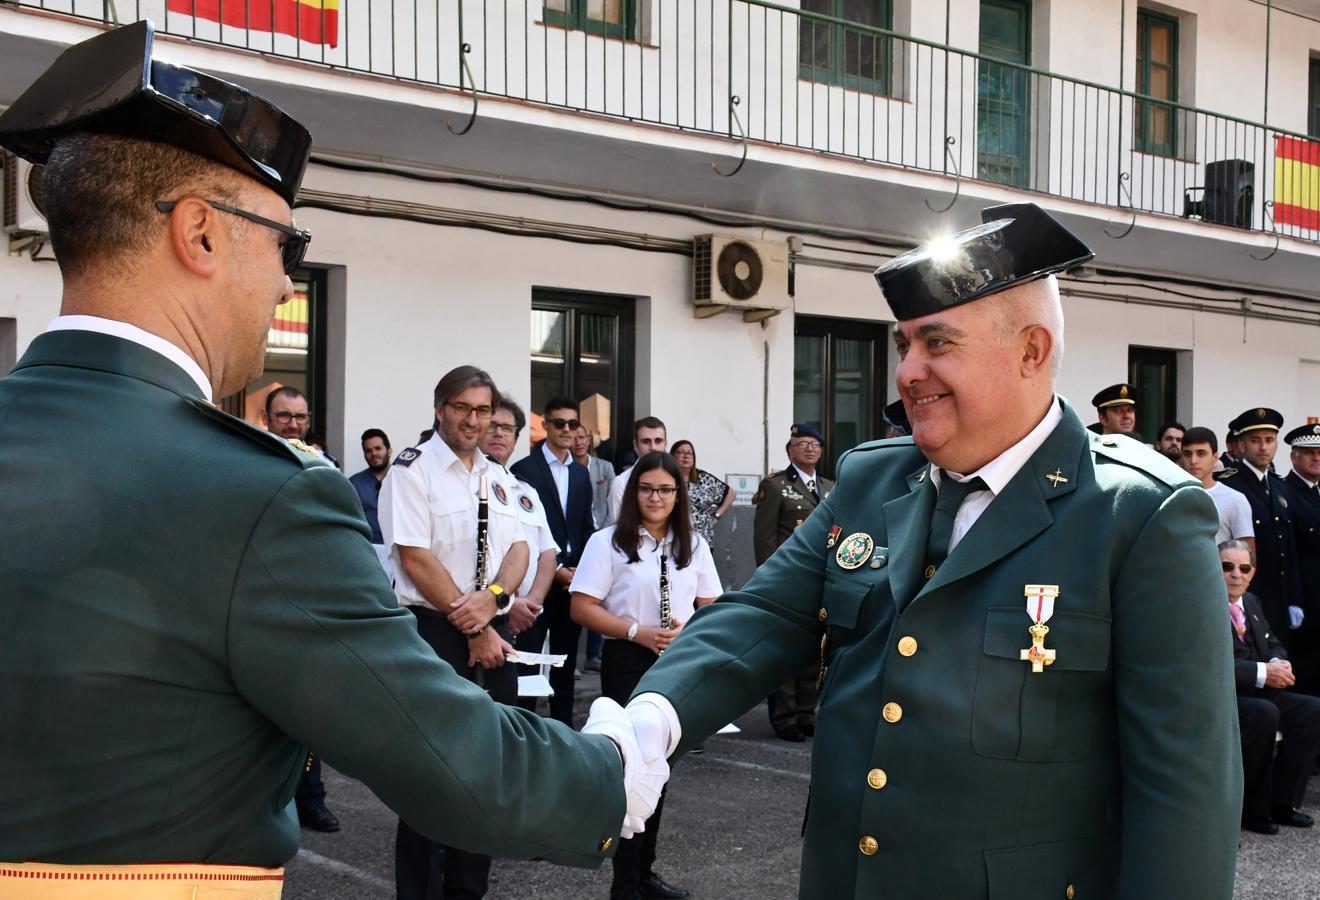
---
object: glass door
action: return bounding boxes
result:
[977,0,1031,187]
[793,316,886,480]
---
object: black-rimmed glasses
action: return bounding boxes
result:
[156,199,311,275]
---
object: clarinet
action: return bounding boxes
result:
[475,475,491,592]
[659,552,672,630]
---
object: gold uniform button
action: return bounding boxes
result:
[599,837,613,852]
[923,564,936,579]
[1066,884,1075,899]
[882,702,903,723]
[867,768,888,790]
[818,607,828,623]
[897,636,918,657]
[858,835,879,856]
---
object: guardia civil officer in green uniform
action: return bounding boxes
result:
[754,423,834,741]
[0,23,663,898]
[607,203,1244,897]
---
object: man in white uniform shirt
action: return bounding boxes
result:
[380,365,528,900]
[607,417,669,524]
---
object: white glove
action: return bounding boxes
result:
[1289,605,1306,630]
[581,697,670,838]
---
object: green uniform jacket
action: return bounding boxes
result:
[753,468,835,566]
[0,330,624,866]
[637,400,1242,898]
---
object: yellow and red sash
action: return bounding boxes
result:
[0,862,284,899]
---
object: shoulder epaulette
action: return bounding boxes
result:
[394,447,423,468]
[186,398,327,468]
[1090,433,1193,490]
[1218,467,1239,480]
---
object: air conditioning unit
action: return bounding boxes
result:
[3,151,47,235]
[692,234,789,322]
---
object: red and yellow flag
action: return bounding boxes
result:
[1274,135,1320,230]
[167,0,339,47]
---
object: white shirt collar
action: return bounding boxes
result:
[1243,460,1269,481]
[428,432,489,475]
[1294,471,1319,489]
[542,440,569,467]
[792,464,818,487]
[931,396,1064,495]
[46,314,213,401]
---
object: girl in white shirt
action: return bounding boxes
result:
[570,451,721,900]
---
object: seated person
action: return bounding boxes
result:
[1223,539,1320,834]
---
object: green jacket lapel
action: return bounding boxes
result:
[884,464,935,609]
[13,329,208,400]
[915,401,1089,603]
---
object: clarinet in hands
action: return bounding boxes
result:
[476,474,491,592]
[659,553,672,630]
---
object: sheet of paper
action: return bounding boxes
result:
[505,650,569,667]
[716,722,741,734]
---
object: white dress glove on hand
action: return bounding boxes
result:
[1289,605,1306,629]
[581,697,670,838]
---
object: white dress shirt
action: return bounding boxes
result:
[570,526,721,630]
[792,465,824,498]
[606,466,633,525]
[541,441,572,513]
[46,315,213,400]
[379,433,526,609]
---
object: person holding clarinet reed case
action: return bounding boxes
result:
[571,452,721,900]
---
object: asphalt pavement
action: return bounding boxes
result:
[286,668,1320,900]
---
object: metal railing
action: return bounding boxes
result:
[10,0,1318,245]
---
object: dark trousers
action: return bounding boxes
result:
[395,606,517,900]
[515,587,581,726]
[601,640,667,900]
[1238,690,1320,821]
[294,757,325,808]
[767,665,819,734]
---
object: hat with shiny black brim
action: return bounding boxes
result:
[874,203,1094,321]
[1284,419,1320,447]
[1229,407,1284,436]
[1092,383,1135,409]
[0,21,311,206]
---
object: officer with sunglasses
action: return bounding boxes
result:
[0,22,660,895]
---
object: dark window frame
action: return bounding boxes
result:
[798,0,895,95]
[1128,345,1178,444]
[793,315,887,481]
[1308,56,1320,139]
[976,0,1033,188]
[544,0,636,39]
[1135,8,1179,157]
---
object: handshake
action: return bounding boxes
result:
[582,697,675,838]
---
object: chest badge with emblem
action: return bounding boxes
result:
[519,494,535,512]
[783,486,805,500]
[835,532,875,570]
[826,525,842,549]
[1019,584,1059,673]
[492,483,508,505]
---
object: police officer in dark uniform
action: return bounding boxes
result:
[1218,408,1305,642]
[1091,383,1137,437]
[754,424,834,741]
[1284,418,1320,694]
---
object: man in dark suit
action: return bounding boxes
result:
[1223,540,1320,834]
[1284,420,1320,694]
[1218,408,1305,642]
[512,397,597,725]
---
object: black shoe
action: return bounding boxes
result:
[639,872,690,899]
[1271,806,1314,828]
[297,801,341,832]
[585,656,602,672]
[800,723,815,737]
[1243,817,1280,835]
[776,726,806,743]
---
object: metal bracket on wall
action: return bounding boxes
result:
[447,44,479,136]
[1104,172,1136,239]
[923,137,960,214]
[1249,200,1280,262]
[712,96,747,178]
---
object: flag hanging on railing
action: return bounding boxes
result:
[166,0,340,47]
[1273,135,1320,230]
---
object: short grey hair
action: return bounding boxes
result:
[1218,539,1256,565]
[987,275,1065,379]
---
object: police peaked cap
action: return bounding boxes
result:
[1284,419,1320,447]
[1229,407,1284,436]
[1092,383,1136,409]
[0,21,311,206]
[874,203,1094,321]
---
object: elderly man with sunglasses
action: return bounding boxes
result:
[0,23,662,898]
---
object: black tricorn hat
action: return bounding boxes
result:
[874,203,1094,321]
[0,21,311,206]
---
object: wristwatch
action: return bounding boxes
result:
[625,621,639,642]
[488,583,515,616]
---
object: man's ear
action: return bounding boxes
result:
[166,197,223,278]
[1019,324,1054,378]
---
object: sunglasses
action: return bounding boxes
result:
[547,418,581,431]
[1221,561,1254,575]
[156,199,311,275]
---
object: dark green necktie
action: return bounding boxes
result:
[925,473,988,570]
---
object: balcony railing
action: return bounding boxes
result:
[10,0,1319,244]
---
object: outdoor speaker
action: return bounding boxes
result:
[1199,159,1254,229]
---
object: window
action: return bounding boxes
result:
[531,291,634,465]
[1135,9,1178,156]
[977,0,1032,187]
[799,0,893,94]
[1128,346,1177,443]
[1309,57,1320,139]
[793,316,887,480]
[544,0,635,39]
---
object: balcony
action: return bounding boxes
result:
[4,0,1319,253]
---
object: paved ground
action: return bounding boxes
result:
[287,669,1320,900]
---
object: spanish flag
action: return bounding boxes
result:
[1274,135,1320,230]
[167,0,339,47]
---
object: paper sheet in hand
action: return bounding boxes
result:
[505,650,569,667]
[716,722,741,735]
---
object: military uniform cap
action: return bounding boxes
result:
[1229,407,1284,436]
[1284,417,1320,447]
[1092,383,1136,409]
[790,423,824,442]
[0,21,311,206]
[873,202,1093,321]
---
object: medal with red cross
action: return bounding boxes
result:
[1019,584,1059,673]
